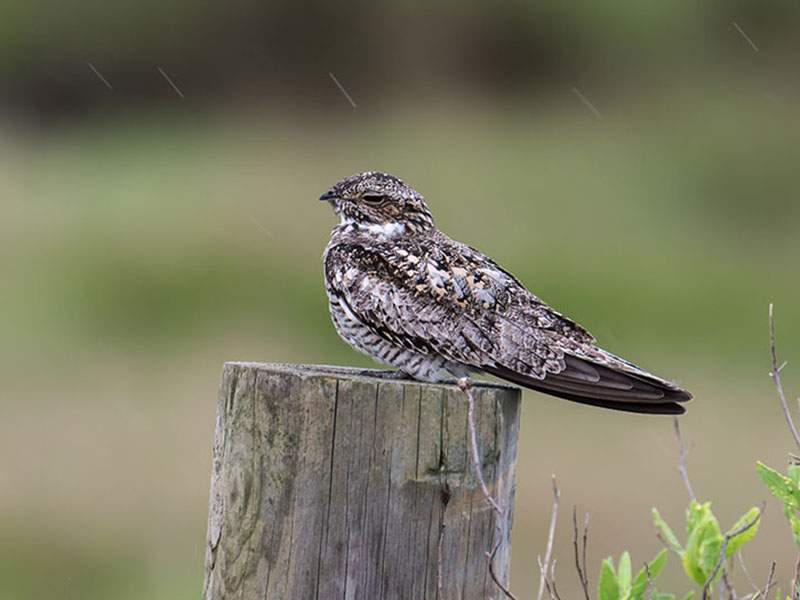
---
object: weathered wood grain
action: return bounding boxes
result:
[203,362,521,600]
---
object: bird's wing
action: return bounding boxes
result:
[325,234,691,414]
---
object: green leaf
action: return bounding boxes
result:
[598,558,621,600]
[788,465,800,486]
[631,549,668,599]
[757,462,800,509]
[631,571,647,600]
[683,514,721,585]
[649,548,668,579]
[653,508,683,554]
[758,463,800,548]
[699,519,723,581]
[686,500,707,533]
[724,506,760,557]
[786,505,800,548]
[682,538,706,585]
[682,592,695,600]
[618,551,632,593]
[654,594,675,600]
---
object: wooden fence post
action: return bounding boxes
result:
[203,362,521,600]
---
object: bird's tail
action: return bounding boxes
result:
[483,354,691,415]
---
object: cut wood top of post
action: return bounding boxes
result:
[224,361,520,393]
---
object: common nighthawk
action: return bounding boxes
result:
[320,172,692,414]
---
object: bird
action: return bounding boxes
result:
[319,172,692,414]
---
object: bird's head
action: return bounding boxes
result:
[319,172,434,236]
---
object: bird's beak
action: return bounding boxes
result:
[319,189,337,202]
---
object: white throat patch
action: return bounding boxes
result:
[364,221,406,238]
[340,216,406,239]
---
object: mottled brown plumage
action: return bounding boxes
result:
[320,172,692,414]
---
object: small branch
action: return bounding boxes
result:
[537,476,561,600]
[538,557,562,600]
[674,417,697,501]
[761,561,776,600]
[767,306,800,598]
[737,550,760,596]
[702,508,762,600]
[537,557,549,599]
[722,568,737,600]
[572,507,591,600]
[550,560,563,600]
[655,531,670,550]
[458,377,518,600]
[583,514,589,594]
[644,561,654,600]
[769,303,800,453]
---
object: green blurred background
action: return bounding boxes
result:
[2,1,800,598]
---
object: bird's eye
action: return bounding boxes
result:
[361,193,385,203]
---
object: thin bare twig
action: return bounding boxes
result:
[644,561,654,600]
[702,508,762,600]
[549,561,563,600]
[762,561,776,600]
[769,303,800,453]
[768,305,799,600]
[537,476,561,600]
[572,508,591,600]
[655,531,670,551]
[674,417,697,501]
[737,550,760,596]
[537,557,549,598]
[583,514,589,593]
[727,555,737,600]
[538,557,560,600]
[458,377,517,600]
[722,568,737,600]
